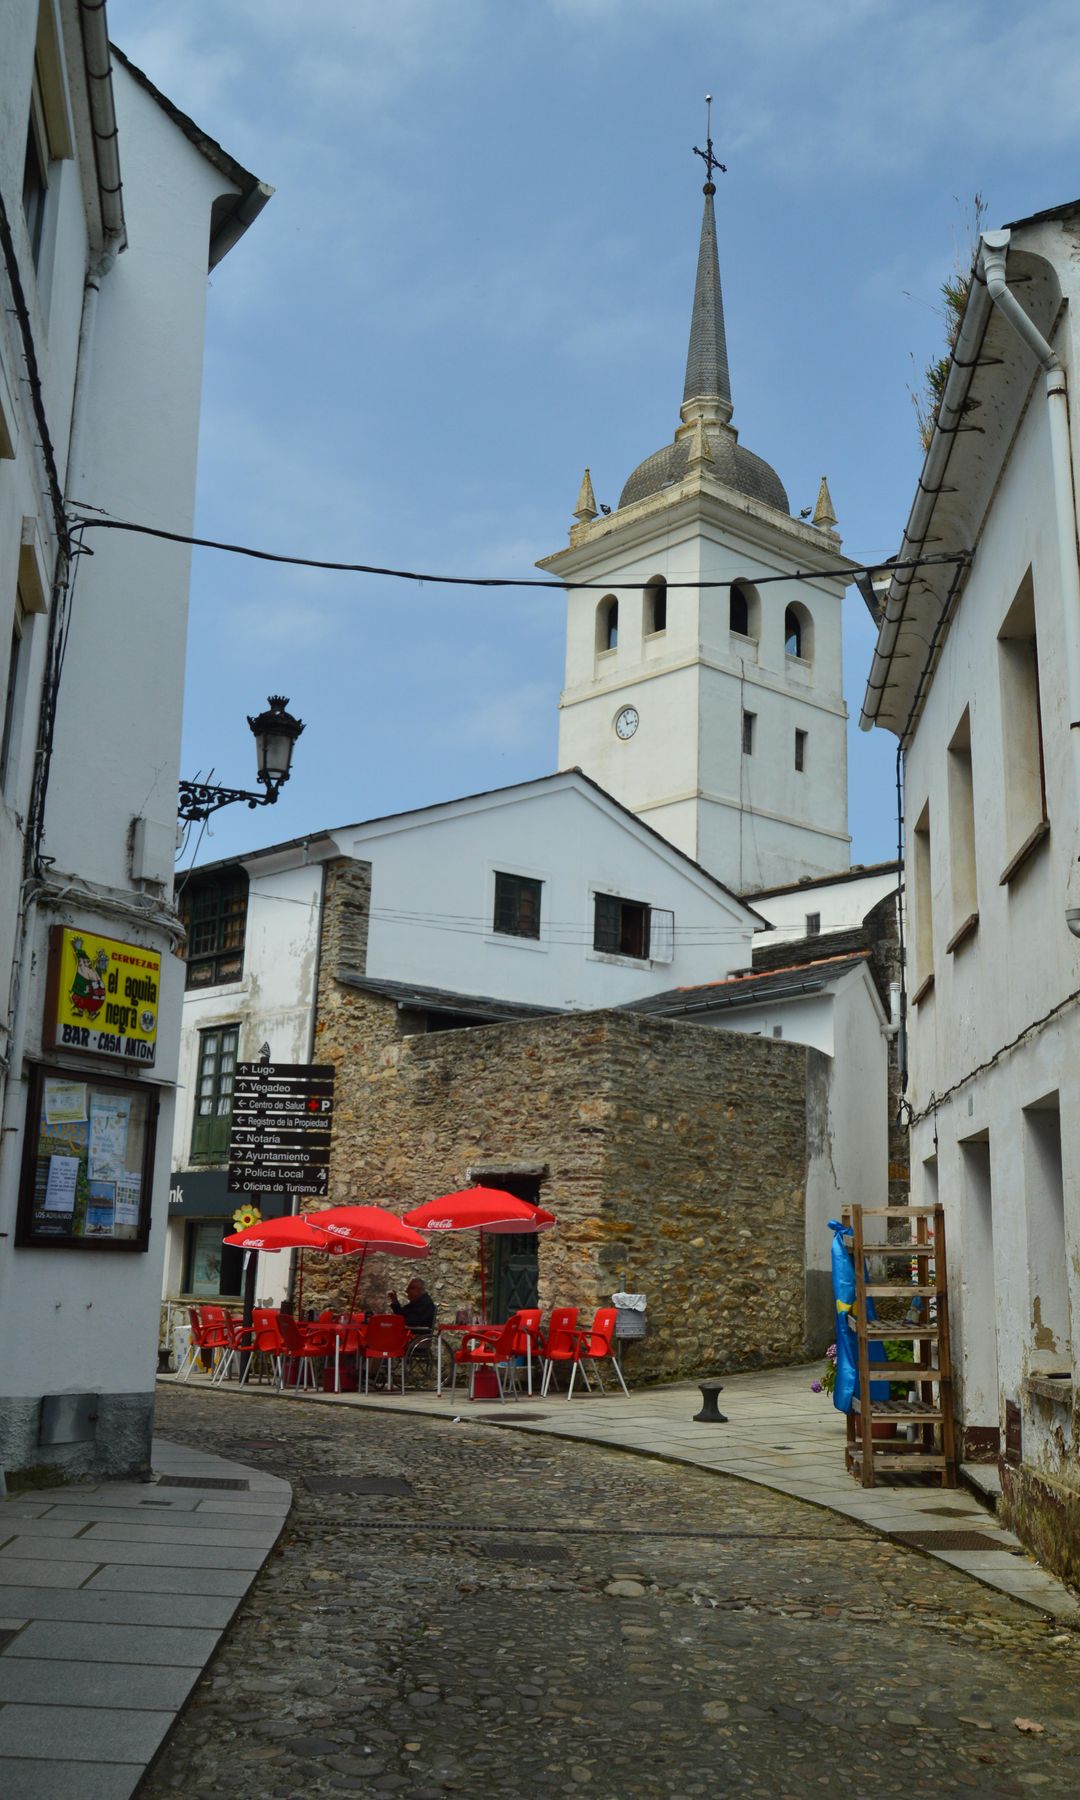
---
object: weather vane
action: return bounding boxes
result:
[693,94,726,190]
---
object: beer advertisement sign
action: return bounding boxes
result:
[45,927,161,1067]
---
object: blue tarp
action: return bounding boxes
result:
[829,1218,891,1414]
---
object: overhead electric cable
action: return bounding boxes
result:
[70,512,967,594]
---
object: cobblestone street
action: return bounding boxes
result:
[145,1388,1080,1799]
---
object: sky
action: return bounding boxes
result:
[107,0,1080,878]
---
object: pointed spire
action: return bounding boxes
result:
[574,466,598,523]
[812,474,837,531]
[683,102,732,423]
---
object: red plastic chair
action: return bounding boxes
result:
[539,1306,580,1396]
[503,1307,542,1395]
[194,1305,236,1383]
[566,1307,630,1399]
[322,1313,366,1393]
[362,1313,410,1394]
[450,1314,522,1403]
[279,1312,329,1390]
[212,1309,256,1385]
[177,1307,217,1381]
[243,1308,289,1389]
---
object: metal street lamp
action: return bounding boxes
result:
[177,695,305,823]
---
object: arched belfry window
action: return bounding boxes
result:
[730,581,759,640]
[597,595,619,653]
[645,576,667,635]
[785,603,813,661]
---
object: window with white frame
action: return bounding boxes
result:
[592,894,673,963]
[190,1025,239,1164]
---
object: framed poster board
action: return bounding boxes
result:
[16,1064,158,1251]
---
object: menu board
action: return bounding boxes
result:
[18,1067,155,1249]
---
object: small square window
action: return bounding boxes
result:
[795,729,807,772]
[806,911,821,937]
[493,871,542,939]
[594,893,650,960]
[742,711,755,755]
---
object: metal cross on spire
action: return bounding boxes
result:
[693,94,726,191]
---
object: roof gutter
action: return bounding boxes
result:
[979,231,1080,930]
[77,1,127,254]
[858,258,993,732]
[209,180,274,272]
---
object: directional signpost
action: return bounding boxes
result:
[227,1062,335,1200]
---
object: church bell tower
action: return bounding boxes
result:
[538,117,855,893]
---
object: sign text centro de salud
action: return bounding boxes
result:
[227,1062,335,1198]
[45,926,160,1067]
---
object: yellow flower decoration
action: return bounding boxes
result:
[232,1204,261,1232]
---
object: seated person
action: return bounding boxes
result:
[388,1277,436,1334]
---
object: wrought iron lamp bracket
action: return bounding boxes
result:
[177,778,282,823]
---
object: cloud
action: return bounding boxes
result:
[109,0,485,127]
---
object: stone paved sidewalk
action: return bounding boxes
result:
[0,1438,291,1798]
[170,1361,1080,1623]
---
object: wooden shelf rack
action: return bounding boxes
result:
[842,1202,957,1489]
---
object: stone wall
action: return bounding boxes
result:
[304,865,816,1379]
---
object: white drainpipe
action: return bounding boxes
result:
[979,231,1080,930]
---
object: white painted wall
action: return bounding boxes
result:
[547,492,850,892]
[698,966,888,1330]
[0,9,260,1473]
[898,216,1080,1478]
[341,774,760,1009]
[752,866,899,950]
[164,861,323,1311]
[172,863,324,1171]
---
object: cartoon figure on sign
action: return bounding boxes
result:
[69,937,108,1019]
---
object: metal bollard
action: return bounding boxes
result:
[693,1379,728,1423]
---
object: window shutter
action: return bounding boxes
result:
[594,893,621,952]
[649,908,674,963]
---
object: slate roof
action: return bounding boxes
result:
[619,430,790,513]
[683,187,731,411]
[335,971,560,1023]
[623,951,871,1019]
[745,860,899,902]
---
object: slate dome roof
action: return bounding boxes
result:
[619,430,789,513]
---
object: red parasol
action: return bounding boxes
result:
[403,1187,556,1319]
[223,1212,365,1330]
[306,1204,429,1311]
[308,1205,430,1256]
[223,1215,358,1255]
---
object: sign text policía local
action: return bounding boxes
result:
[227,1063,334,1198]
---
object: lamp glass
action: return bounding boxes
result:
[257,728,295,786]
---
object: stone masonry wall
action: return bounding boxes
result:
[304,863,814,1380]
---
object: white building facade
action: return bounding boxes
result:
[165,771,763,1324]
[862,202,1080,1583]
[748,862,900,955]
[0,4,267,1478]
[539,176,855,894]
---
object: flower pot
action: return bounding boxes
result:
[853,1416,899,1442]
